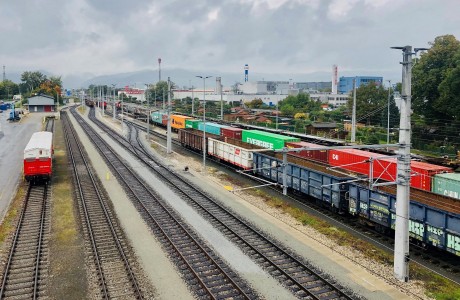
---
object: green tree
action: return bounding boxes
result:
[437,50,460,119]
[347,82,388,125]
[0,80,19,99]
[412,34,460,120]
[147,81,175,108]
[280,104,295,116]
[21,71,47,93]
[277,93,321,117]
[246,98,264,108]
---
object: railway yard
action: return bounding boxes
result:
[0,104,459,299]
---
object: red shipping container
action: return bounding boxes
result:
[328,149,396,181]
[395,160,451,191]
[161,114,168,126]
[285,141,328,163]
[221,127,243,140]
[329,149,453,191]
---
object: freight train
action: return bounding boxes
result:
[148,110,460,257]
[23,131,53,182]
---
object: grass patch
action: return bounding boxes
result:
[221,171,459,299]
[0,183,27,245]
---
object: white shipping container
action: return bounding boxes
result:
[208,137,268,170]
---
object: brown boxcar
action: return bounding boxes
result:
[178,128,220,153]
[285,141,328,163]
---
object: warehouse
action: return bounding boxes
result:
[27,94,56,112]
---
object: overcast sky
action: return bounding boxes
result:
[1,0,459,87]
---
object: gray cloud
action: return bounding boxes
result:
[0,0,459,87]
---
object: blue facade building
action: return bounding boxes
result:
[338,76,383,94]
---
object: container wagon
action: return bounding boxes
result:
[178,128,220,153]
[208,137,269,170]
[252,152,353,213]
[349,183,460,256]
[24,131,53,182]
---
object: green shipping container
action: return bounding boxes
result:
[242,130,300,150]
[185,119,201,129]
[432,173,460,199]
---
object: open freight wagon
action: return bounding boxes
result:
[349,184,460,256]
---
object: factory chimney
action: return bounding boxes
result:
[332,64,338,94]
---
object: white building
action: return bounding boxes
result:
[118,87,146,102]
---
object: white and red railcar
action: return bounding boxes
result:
[24,131,53,182]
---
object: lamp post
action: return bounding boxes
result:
[120,91,124,132]
[112,84,116,121]
[145,84,150,141]
[167,78,172,153]
[191,84,195,116]
[196,75,212,174]
[387,80,391,145]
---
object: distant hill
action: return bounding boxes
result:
[76,68,336,90]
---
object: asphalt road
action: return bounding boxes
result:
[0,111,44,220]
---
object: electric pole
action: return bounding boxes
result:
[166,77,172,154]
[391,45,428,282]
[351,78,357,143]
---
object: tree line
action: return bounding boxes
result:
[0,71,62,104]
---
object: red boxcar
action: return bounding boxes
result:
[24,131,53,182]
[221,127,243,140]
[285,141,328,163]
[329,149,452,191]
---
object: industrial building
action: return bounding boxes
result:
[338,76,383,94]
[27,95,56,112]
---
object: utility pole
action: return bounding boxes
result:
[391,45,428,282]
[191,84,195,116]
[351,78,357,143]
[112,84,116,121]
[145,84,150,141]
[158,58,162,82]
[167,77,172,154]
[387,80,391,146]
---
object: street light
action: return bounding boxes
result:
[145,84,150,141]
[196,75,212,174]
[112,84,116,121]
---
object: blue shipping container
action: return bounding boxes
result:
[197,122,228,136]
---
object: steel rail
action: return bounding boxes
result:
[70,108,252,300]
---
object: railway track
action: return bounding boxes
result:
[45,117,54,132]
[61,112,145,299]
[69,107,256,299]
[0,184,50,299]
[90,109,354,299]
[121,114,460,284]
